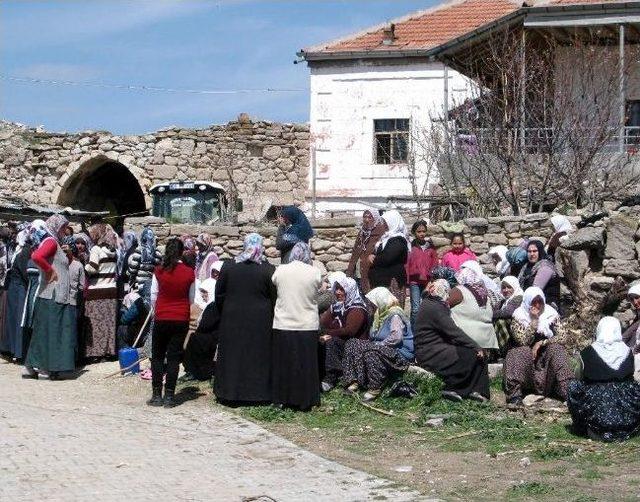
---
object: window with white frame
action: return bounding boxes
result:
[373,118,409,164]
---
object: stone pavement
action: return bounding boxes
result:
[0,360,430,502]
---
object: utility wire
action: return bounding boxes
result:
[0,74,305,95]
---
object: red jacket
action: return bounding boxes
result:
[154,263,195,322]
[406,242,438,286]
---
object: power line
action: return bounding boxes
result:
[0,74,305,95]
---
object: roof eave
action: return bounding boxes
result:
[298,48,437,62]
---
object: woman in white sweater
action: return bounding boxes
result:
[271,242,322,411]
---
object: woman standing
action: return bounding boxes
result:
[346,210,385,293]
[319,276,370,391]
[271,242,322,410]
[117,231,138,294]
[62,236,86,362]
[275,206,314,264]
[518,240,561,310]
[414,279,489,402]
[406,220,438,328]
[440,233,477,272]
[23,214,74,379]
[568,317,640,442]
[147,238,195,407]
[128,227,162,295]
[504,287,574,406]
[342,287,414,402]
[214,234,276,404]
[84,224,119,361]
[367,210,409,308]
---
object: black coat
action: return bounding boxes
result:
[213,260,276,402]
[414,296,481,372]
[581,346,635,384]
[368,236,408,288]
[184,302,220,381]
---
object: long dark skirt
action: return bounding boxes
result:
[568,379,640,442]
[184,330,218,381]
[20,274,40,362]
[437,346,490,398]
[25,297,76,372]
[0,289,6,354]
[342,338,409,391]
[83,294,117,359]
[272,329,320,411]
[0,279,27,358]
[323,337,347,386]
[504,343,574,401]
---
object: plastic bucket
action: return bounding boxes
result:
[118,347,140,374]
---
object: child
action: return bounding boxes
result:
[406,220,437,327]
[440,233,477,272]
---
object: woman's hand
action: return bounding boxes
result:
[319,334,332,344]
[531,340,545,360]
[46,269,59,284]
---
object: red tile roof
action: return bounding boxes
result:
[301,0,634,58]
[303,0,521,55]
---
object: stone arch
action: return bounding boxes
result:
[56,155,147,229]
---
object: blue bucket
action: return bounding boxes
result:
[118,347,140,375]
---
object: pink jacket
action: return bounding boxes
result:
[440,248,477,272]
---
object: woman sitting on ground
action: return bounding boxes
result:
[414,279,489,402]
[449,267,499,351]
[459,260,503,309]
[504,287,574,407]
[342,287,414,402]
[567,316,640,442]
[488,245,510,279]
[319,276,369,392]
[492,276,524,352]
[518,240,561,311]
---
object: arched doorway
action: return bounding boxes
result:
[57,157,147,231]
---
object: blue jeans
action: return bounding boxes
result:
[409,284,425,329]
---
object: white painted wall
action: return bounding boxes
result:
[308,61,469,215]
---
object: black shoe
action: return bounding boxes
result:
[163,390,177,408]
[441,390,463,402]
[507,396,524,409]
[147,387,163,407]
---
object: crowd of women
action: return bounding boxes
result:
[1,208,639,441]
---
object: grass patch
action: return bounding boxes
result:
[508,481,554,498]
[579,468,603,481]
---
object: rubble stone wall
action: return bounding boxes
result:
[0,118,310,222]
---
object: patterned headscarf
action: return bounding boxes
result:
[45,214,69,243]
[289,242,313,265]
[88,223,118,249]
[357,209,383,251]
[118,230,138,275]
[429,279,451,302]
[331,276,367,319]
[430,265,458,287]
[196,233,212,252]
[139,227,156,264]
[366,287,407,333]
[62,235,78,257]
[73,233,92,264]
[235,233,265,264]
[456,267,488,307]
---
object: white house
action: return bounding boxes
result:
[297,0,521,215]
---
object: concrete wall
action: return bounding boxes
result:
[308,60,469,214]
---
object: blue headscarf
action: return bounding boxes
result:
[235,233,265,264]
[506,247,528,267]
[430,265,458,288]
[139,227,156,264]
[280,206,314,243]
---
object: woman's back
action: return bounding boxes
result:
[154,262,194,322]
[217,260,275,311]
[272,261,321,330]
[451,286,498,349]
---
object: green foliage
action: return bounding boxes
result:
[508,481,554,498]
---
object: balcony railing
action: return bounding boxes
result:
[455,126,640,154]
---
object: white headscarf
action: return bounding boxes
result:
[551,215,572,234]
[501,276,523,303]
[460,260,501,294]
[375,210,409,251]
[592,316,630,370]
[198,278,217,307]
[327,271,347,289]
[489,245,509,276]
[628,283,640,300]
[512,287,559,338]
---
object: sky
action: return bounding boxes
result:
[0,0,437,135]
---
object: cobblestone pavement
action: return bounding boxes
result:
[0,360,430,502]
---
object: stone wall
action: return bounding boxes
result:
[0,117,309,222]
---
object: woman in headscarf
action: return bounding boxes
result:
[448,266,499,350]
[341,287,414,402]
[0,227,32,361]
[214,233,276,405]
[430,265,458,288]
[567,317,640,442]
[62,236,86,361]
[117,230,138,293]
[319,276,370,392]
[518,240,561,310]
[492,276,524,352]
[0,225,15,355]
[73,233,92,265]
[459,260,503,309]
[179,234,197,269]
[414,278,489,402]
[193,232,219,305]
[488,245,510,279]
[128,226,162,297]
[506,246,528,278]
[367,210,409,308]
[504,287,574,407]
[23,214,75,379]
[83,223,119,361]
[346,209,385,293]
[271,242,322,410]
[621,283,640,354]
[547,215,573,261]
[275,205,314,264]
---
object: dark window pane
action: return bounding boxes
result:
[375,134,391,164]
[393,133,408,161]
[396,119,410,131]
[627,101,640,127]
